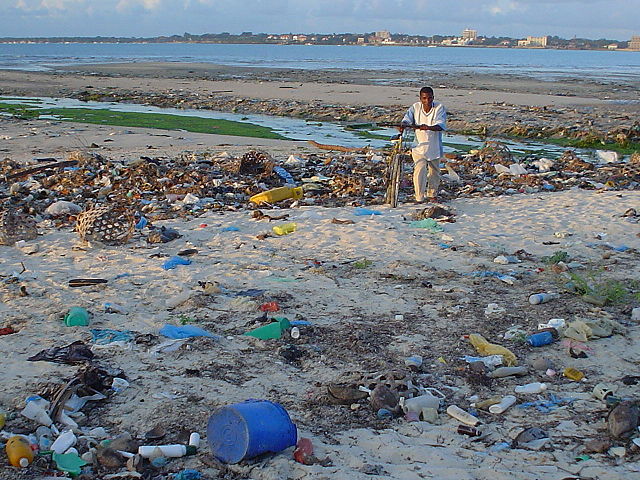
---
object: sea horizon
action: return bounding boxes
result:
[1,42,639,84]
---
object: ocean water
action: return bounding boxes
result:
[1,42,639,83]
[0,96,605,160]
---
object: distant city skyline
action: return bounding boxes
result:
[1,1,638,41]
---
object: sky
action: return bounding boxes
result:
[0,0,638,40]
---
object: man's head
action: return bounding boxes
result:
[419,86,434,111]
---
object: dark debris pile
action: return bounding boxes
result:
[0,142,638,225]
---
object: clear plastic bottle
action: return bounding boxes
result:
[514,382,547,394]
[529,293,559,305]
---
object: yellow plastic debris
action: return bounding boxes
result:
[468,333,517,366]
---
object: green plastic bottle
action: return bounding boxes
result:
[244,318,291,340]
[63,307,90,327]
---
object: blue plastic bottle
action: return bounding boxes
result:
[526,331,554,347]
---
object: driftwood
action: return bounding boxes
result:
[307,140,371,153]
[2,160,78,182]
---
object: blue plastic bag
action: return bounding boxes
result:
[354,207,381,216]
[160,324,220,339]
[162,256,192,270]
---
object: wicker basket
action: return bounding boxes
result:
[0,208,38,245]
[75,204,134,245]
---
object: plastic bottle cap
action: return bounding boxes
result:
[290,327,300,339]
[19,458,29,467]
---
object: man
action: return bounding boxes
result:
[400,86,446,203]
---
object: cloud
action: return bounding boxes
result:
[116,0,162,11]
[486,0,522,15]
[2,0,639,39]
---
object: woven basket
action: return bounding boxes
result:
[0,208,38,245]
[75,204,134,245]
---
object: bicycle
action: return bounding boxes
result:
[382,124,419,208]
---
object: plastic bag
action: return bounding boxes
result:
[468,334,517,366]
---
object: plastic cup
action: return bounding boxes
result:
[593,383,615,401]
[207,400,297,464]
[64,307,90,327]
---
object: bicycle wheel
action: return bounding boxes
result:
[385,137,404,207]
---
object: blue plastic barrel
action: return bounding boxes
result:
[207,400,297,464]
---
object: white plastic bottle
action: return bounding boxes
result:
[51,430,77,454]
[188,432,200,448]
[489,395,517,414]
[514,382,547,394]
[138,444,197,458]
[446,405,480,426]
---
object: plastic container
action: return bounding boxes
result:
[138,444,196,458]
[402,394,441,416]
[529,293,558,305]
[526,331,554,347]
[514,382,547,394]
[446,405,479,426]
[489,395,517,414]
[189,432,201,448]
[593,383,615,401]
[51,430,77,454]
[207,400,297,464]
[6,436,34,467]
[21,398,53,426]
[272,223,297,236]
[486,366,528,378]
[473,396,502,410]
[563,367,585,381]
[64,307,90,327]
[250,186,303,205]
[457,425,482,436]
[244,318,291,340]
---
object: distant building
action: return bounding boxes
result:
[630,35,640,50]
[375,30,391,40]
[606,44,618,50]
[462,28,477,40]
[518,35,548,47]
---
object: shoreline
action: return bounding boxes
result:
[1,62,639,147]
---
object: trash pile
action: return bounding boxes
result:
[0,141,638,231]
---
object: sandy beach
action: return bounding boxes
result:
[1,63,639,479]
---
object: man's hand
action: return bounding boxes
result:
[419,124,429,131]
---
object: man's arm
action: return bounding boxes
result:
[400,106,415,131]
